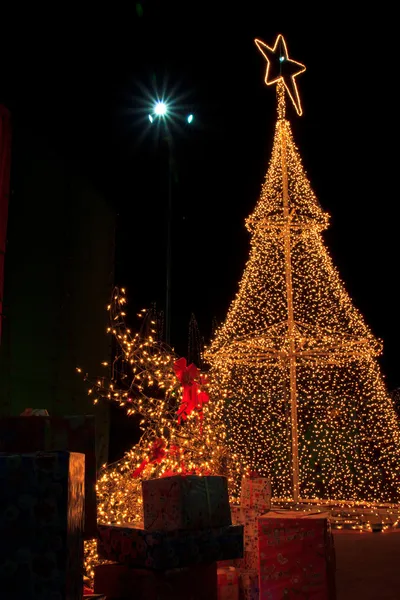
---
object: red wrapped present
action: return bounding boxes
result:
[218,549,258,572]
[83,586,106,598]
[240,476,271,513]
[218,566,239,600]
[0,451,85,600]
[239,571,259,600]
[142,474,231,532]
[98,522,244,570]
[94,562,217,599]
[258,511,336,599]
[0,415,97,537]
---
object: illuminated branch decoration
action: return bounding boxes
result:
[79,287,239,580]
[206,35,400,504]
[78,287,177,422]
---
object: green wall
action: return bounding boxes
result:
[0,124,114,468]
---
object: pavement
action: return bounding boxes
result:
[333,529,400,599]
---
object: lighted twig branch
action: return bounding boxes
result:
[80,287,241,580]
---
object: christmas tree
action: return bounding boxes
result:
[206,34,400,504]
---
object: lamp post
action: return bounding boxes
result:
[148,101,194,346]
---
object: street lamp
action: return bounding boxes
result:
[148,101,168,122]
[148,100,194,346]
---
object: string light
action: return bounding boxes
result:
[206,61,400,504]
[82,35,400,579]
[79,287,239,580]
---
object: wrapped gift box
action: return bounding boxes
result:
[98,523,243,570]
[142,474,232,532]
[0,451,85,600]
[218,506,263,571]
[218,550,258,573]
[232,506,260,562]
[240,476,271,513]
[94,562,217,599]
[239,571,259,600]
[258,511,336,599]
[218,566,239,600]
[0,415,97,537]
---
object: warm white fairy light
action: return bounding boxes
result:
[80,288,238,580]
[206,73,400,504]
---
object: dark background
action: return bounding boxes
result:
[1,3,399,397]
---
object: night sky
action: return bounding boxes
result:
[1,4,400,389]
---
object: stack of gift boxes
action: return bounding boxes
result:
[218,476,336,600]
[0,412,335,599]
[0,412,98,600]
[95,474,244,599]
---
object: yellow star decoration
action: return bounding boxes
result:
[255,34,306,116]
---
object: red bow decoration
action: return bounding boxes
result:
[131,438,166,478]
[169,444,183,457]
[174,358,209,423]
[83,585,94,595]
[160,445,190,477]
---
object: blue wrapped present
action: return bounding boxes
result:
[98,522,244,570]
[0,451,85,600]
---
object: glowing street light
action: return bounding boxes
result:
[154,101,167,116]
[147,97,196,345]
[148,101,193,126]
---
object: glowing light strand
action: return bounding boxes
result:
[206,64,400,504]
[79,288,239,581]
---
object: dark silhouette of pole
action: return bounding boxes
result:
[165,136,173,346]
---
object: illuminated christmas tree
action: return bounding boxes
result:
[206,34,400,504]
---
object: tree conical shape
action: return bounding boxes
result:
[207,112,400,503]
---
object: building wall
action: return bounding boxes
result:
[0,123,114,468]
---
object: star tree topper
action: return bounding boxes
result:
[255,34,306,116]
